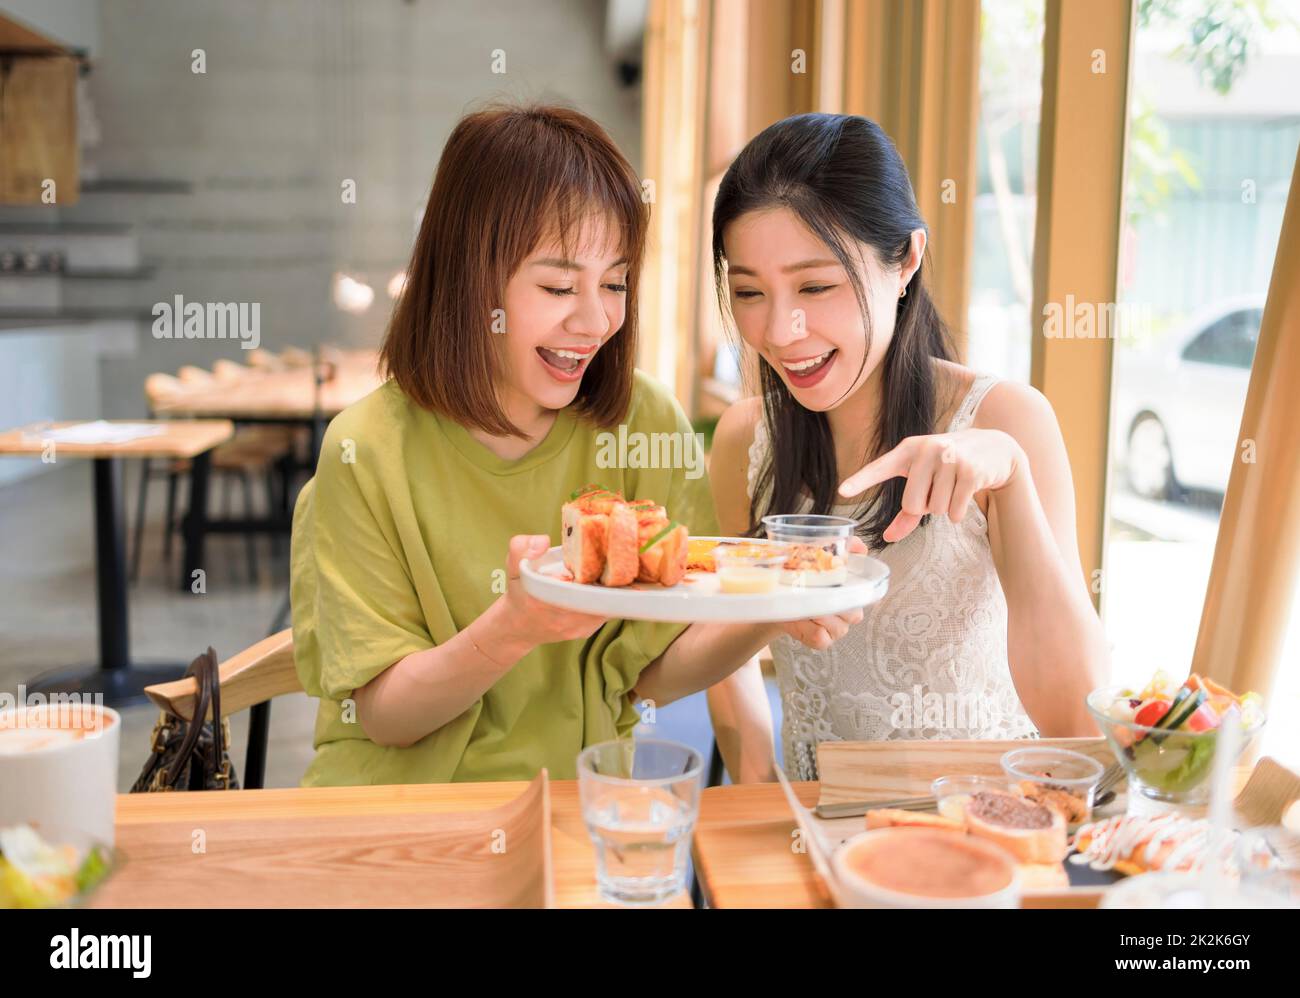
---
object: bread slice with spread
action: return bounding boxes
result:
[562,486,687,589]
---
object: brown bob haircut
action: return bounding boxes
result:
[380,103,648,438]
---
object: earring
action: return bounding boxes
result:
[898,286,907,299]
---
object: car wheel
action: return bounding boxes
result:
[1126,414,1177,500]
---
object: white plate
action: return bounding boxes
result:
[520,537,889,623]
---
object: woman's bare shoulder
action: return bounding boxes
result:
[973,378,1058,438]
[712,394,764,458]
[709,396,764,532]
[931,358,978,431]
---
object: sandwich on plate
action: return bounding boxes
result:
[562,485,688,588]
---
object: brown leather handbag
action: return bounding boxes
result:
[131,647,240,792]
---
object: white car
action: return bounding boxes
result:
[1112,296,1263,500]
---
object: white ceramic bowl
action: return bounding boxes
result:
[832,827,1022,909]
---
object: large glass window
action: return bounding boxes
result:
[1103,3,1300,768]
[966,0,1045,381]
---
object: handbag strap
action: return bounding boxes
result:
[163,648,216,787]
[207,646,227,770]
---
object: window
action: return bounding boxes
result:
[1180,309,1262,369]
[1103,4,1300,716]
[966,0,1045,382]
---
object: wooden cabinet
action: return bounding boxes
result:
[0,54,80,205]
[0,11,80,206]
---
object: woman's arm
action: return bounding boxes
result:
[977,382,1109,736]
[354,534,608,747]
[837,381,1109,737]
[649,397,780,780]
[707,658,778,782]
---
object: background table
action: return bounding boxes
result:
[96,779,692,909]
[152,350,383,423]
[151,351,384,590]
[0,420,234,705]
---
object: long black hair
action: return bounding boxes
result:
[712,112,955,549]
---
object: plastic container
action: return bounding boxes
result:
[715,544,788,594]
[929,775,1020,823]
[1001,747,1105,826]
[761,514,856,587]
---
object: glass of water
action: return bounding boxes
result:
[578,738,703,906]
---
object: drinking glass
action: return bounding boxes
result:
[578,738,702,906]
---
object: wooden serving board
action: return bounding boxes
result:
[93,771,554,908]
[813,740,1300,907]
[817,737,1115,806]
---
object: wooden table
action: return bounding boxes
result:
[96,779,691,908]
[0,420,234,705]
[693,782,832,908]
[152,350,383,422]
[691,766,1263,908]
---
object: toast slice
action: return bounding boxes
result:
[561,504,607,585]
[1016,862,1069,891]
[961,791,1067,864]
[561,487,689,588]
[562,488,626,584]
[599,503,640,587]
[631,502,688,586]
[865,809,965,834]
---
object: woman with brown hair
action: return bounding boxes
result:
[291,104,858,785]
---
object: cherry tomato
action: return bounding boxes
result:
[1184,702,1221,733]
[1135,700,1171,728]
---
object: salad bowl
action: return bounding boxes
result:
[1086,671,1265,807]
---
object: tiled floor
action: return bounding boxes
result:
[0,461,780,791]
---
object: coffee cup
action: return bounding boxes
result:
[0,701,120,849]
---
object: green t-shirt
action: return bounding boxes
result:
[290,369,719,786]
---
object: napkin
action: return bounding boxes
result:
[43,421,167,445]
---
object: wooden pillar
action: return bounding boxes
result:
[1030,0,1135,606]
[1192,142,1300,696]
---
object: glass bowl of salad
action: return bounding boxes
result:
[0,825,120,909]
[1086,671,1265,807]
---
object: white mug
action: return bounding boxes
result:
[0,702,121,849]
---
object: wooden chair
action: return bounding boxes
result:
[245,348,285,371]
[144,628,299,790]
[278,346,313,368]
[176,364,215,385]
[211,358,249,383]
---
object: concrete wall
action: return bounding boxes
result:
[0,0,642,474]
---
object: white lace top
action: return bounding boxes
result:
[746,373,1038,780]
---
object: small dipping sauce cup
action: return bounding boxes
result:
[715,544,788,594]
[930,775,1020,823]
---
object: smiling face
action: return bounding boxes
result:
[498,214,630,422]
[723,206,917,413]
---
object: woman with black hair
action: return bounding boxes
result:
[705,113,1109,783]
